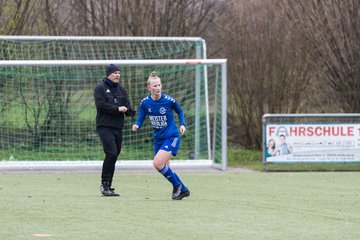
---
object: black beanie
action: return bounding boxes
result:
[106,64,120,76]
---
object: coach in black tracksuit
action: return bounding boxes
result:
[94,64,135,197]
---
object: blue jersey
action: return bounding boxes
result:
[135,94,185,144]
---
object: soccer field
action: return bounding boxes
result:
[0,171,359,240]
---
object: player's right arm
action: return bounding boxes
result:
[132,101,147,132]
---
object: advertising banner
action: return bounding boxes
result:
[265,124,360,163]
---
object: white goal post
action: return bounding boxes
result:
[0,59,227,171]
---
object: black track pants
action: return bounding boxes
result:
[97,127,122,184]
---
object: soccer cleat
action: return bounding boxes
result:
[173,189,190,200]
[100,183,119,197]
[109,187,120,196]
[172,184,182,199]
[172,184,190,200]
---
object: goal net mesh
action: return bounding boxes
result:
[0,63,224,164]
[0,37,204,60]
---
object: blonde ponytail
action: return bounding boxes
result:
[147,71,160,85]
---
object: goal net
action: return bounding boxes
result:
[0,59,227,170]
[0,36,206,60]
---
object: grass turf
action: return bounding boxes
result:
[0,171,359,240]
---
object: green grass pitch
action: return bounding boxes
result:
[0,171,359,240]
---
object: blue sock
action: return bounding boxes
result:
[174,172,187,192]
[159,165,180,187]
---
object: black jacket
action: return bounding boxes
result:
[94,78,135,129]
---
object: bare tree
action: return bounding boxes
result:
[0,0,41,35]
[282,0,360,112]
[65,0,218,37]
[42,0,74,35]
[215,0,317,148]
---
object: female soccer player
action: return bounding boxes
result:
[132,71,190,200]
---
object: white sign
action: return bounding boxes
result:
[265,124,360,163]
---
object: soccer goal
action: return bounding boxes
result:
[0,59,227,170]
